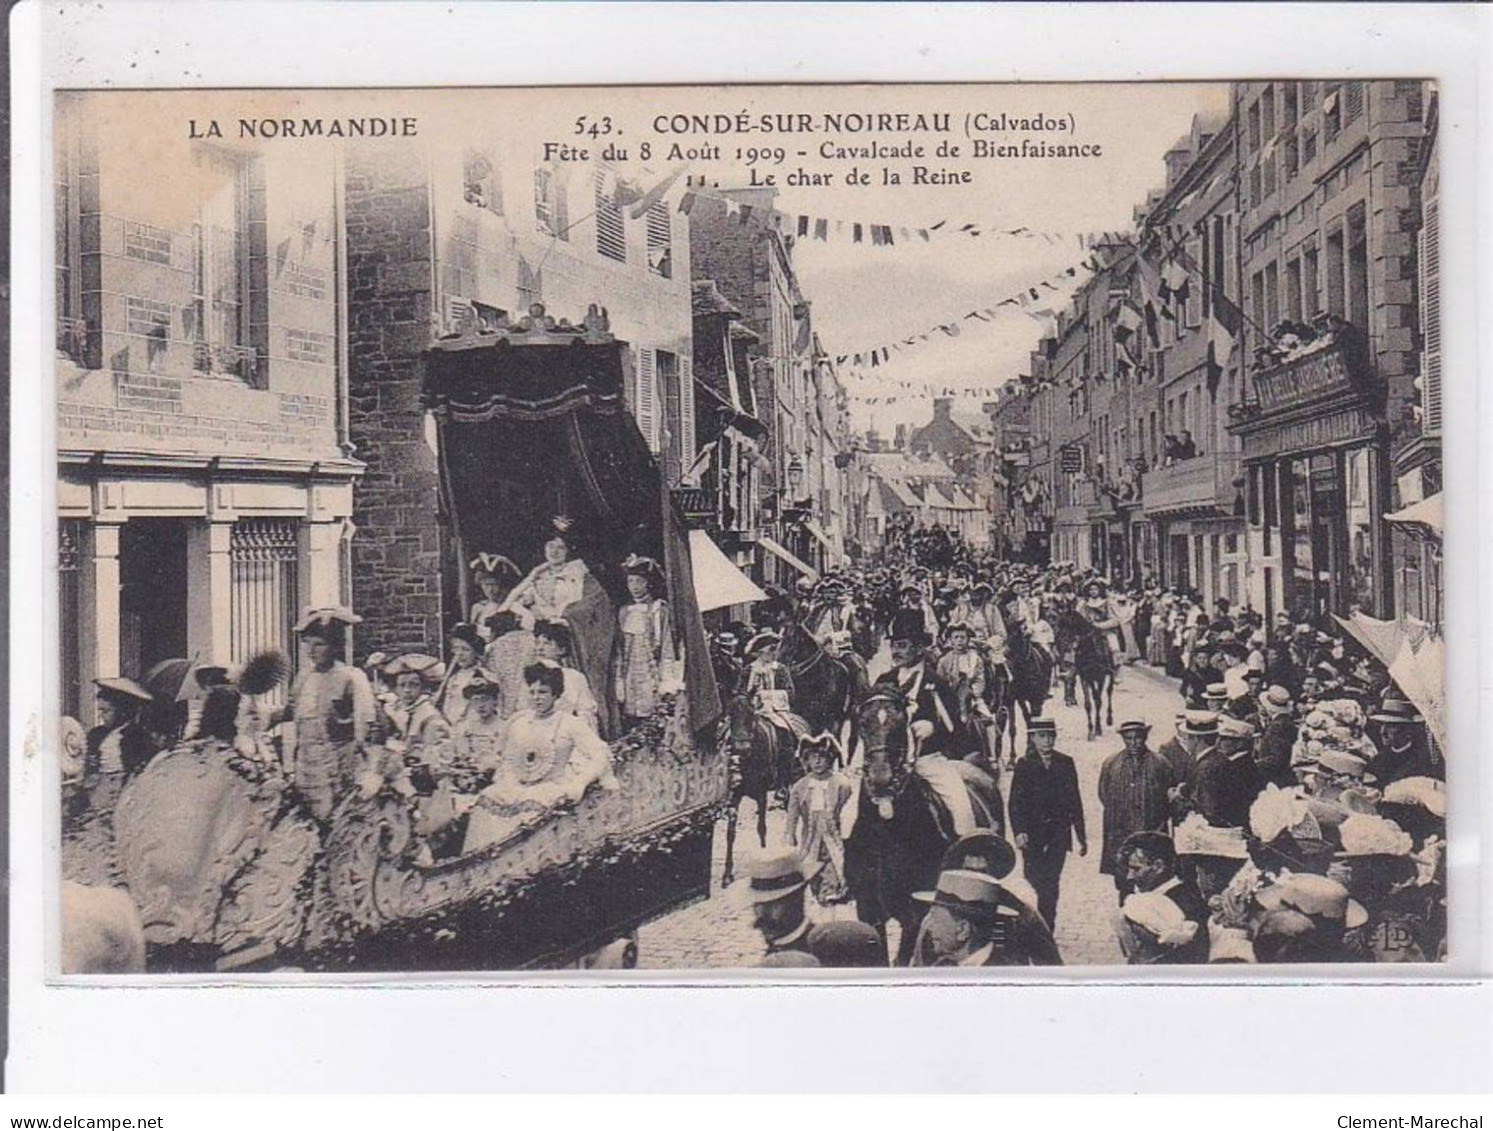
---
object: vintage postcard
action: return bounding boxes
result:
[51,80,1447,977]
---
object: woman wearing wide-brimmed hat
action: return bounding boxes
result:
[614,553,676,729]
[85,676,157,781]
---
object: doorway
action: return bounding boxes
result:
[119,518,190,680]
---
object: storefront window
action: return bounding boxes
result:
[1285,458,1316,621]
[1345,447,1376,614]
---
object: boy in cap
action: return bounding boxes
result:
[1007,718,1086,930]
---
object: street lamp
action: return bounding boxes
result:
[786,455,805,498]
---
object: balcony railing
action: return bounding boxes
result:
[1141,451,1243,517]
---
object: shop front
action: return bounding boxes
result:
[1228,322,1391,623]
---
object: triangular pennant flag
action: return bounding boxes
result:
[626,164,688,219]
[870,351,879,367]
[853,223,864,243]
[930,220,947,232]
[900,227,911,242]
[815,218,829,241]
[1029,288,1040,301]
[917,229,930,242]
[797,214,810,238]
[997,297,1018,307]
[884,225,895,246]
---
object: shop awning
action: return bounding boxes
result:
[1384,492,1443,541]
[803,519,835,554]
[758,534,819,580]
[688,530,768,613]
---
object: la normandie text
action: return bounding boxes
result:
[189,118,419,140]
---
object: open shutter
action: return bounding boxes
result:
[1420,198,1441,436]
[636,346,658,451]
[678,353,696,479]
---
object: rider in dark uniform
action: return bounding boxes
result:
[874,608,958,759]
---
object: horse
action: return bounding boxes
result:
[844,690,1004,966]
[720,694,797,887]
[778,618,861,753]
[1051,610,1082,708]
[993,617,1054,758]
[1056,609,1116,739]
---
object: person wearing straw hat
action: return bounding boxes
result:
[614,553,676,729]
[85,676,156,780]
[381,653,451,755]
[1098,721,1176,897]
[744,848,822,958]
[1368,696,1436,785]
[273,608,377,821]
[908,866,1063,967]
[1254,685,1298,789]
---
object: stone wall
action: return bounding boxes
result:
[343,144,444,657]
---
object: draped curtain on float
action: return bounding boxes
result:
[425,337,720,733]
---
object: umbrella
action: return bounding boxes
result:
[142,656,205,703]
[1388,633,1445,751]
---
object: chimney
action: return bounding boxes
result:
[933,397,953,420]
[866,425,881,452]
[894,423,907,451]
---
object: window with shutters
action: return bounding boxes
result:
[1420,189,1441,436]
[645,200,673,278]
[1323,84,1342,143]
[1325,227,1346,317]
[1262,85,1276,144]
[1303,243,1320,318]
[1248,98,1261,153]
[1263,150,1277,200]
[1265,261,1280,330]
[190,148,258,384]
[1286,257,1303,323]
[534,167,569,240]
[1346,202,1369,331]
[635,346,659,450]
[1342,82,1365,126]
[230,520,300,704]
[463,149,503,215]
[594,168,627,262]
[1301,124,1317,166]
[1283,130,1299,181]
[1283,83,1299,130]
[657,349,683,482]
[1185,237,1203,328]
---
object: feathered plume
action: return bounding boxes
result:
[236,649,290,697]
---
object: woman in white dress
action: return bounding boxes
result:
[433,623,488,727]
[462,661,618,854]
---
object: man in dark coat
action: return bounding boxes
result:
[1177,712,1259,829]
[873,607,958,759]
[1369,698,1440,783]
[1097,721,1176,898]
[1008,717,1087,930]
[1254,685,1299,789]
[1155,713,1192,784]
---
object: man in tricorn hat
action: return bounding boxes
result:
[1098,720,1176,898]
[272,607,377,821]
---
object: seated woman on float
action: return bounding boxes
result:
[462,660,619,854]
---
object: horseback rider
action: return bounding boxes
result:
[808,577,872,701]
[1080,578,1125,670]
[935,621,997,760]
[874,608,959,759]
[742,630,809,741]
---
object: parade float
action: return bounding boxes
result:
[62,305,729,973]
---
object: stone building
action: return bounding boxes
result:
[1228,80,1429,622]
[687,187,823,583]
[1135,110,1249,604]
[341,140,694,655]
[54,93,360,721]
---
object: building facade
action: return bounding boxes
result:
[55,93,361,722]
[1228,80,1428,623]
[342,138,694,656]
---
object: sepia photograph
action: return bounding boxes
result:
[50,79,1448,977]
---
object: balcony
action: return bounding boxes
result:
[1141,451,1243,518]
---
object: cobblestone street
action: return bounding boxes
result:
[638,660,1186,969]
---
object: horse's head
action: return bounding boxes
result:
[856,691,912,801]
[725,695,759,752]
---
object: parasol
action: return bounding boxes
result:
[142,656,206,703]
[1388,633,1445,751]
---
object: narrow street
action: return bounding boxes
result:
[638,660,1185,969]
